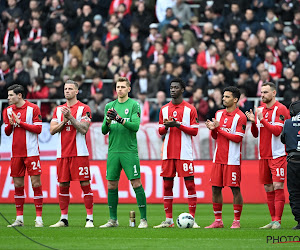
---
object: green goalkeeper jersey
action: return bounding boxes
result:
[102,98,141,153]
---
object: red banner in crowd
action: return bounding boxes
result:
[0,160,289,204]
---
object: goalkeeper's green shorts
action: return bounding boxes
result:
[106,152,141,181]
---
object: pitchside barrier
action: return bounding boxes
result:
[0,160,289,204]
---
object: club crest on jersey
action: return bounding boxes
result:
[17,112,21,118]
[125,108,129,115]
[265,112,269,118]
[224,118,228,124]
[173,111,177,117]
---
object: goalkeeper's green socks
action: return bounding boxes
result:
[134,185,147,220]
[108,189,118,220]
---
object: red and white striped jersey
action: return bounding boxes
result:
[251,101,289,159]
[3,101,42,157]
[159,101,199,160]
[212,108,247,165]
[52,101,91,158]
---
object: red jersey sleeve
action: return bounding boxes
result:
[2,108,13,136]
[260,105,288,137]
[19,105,42,134]
[158,108,168,135]
[81,105,92,123]
[51,107,58,123]
[178,106,198,136]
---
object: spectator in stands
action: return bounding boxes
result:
[246,47,262,76]
[77,4,94,27]
[1,0,22,24]
[262,9,278,35]
[8,59,31,96]
[44,0,65,36]
[204,8,224,33]
[205,74,224,97]
[223,51,239,78]
[224,2,243,30]
[283,75,300,107]
[92,14,105,40]
[224,23,240,51]
[235,71,257,97]
[265,36,281,59]
[132,66,157,98]
[27,18,42,47]
[109,0,132,16]
[251,0,275,22]
[279,0,299,22]
[158,7,175,32]
[75,20,93,52]
[0,58,11,99]
[87,88,111,122]
[48,77,64,99]
[279,67,295,96]
[283,49,300,77]
[149,90,167,122]
[123,23,143,51]
[44,55,62,82]
[33,35,55,65]
[24,57,42,83]
[74,75,91,102]
[240,9,261,35]
[155,0,176,23]
[148,40,168,64]
[234,40,248,73]
[158,61,175,97]
[188,88,209,121]
[1,19,22,59]
[171,43,191,77]
[18,41,33,62]
[119,62,132,82]
[292,10,300,38]
[60,57,83,81]
[83,38,108,78]
[57,36,82,67]
[172,0,192,25]
[189,16,202,39]
[197,44,219,71]
[206,88,223,120]
[26,76,50,120]
[237,88,253,113]
[279,26,298,54]
[148,63,161,85]
[264,50,283,80]
[186,62,206,90]
[254,67,272,97]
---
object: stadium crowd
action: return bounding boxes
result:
[0,0,300,123]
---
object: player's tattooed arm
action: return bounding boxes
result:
[50,120,65,135]
[68,116,90,134]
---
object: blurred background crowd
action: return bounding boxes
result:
[0,0,300,123]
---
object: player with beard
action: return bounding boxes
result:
[154,78,200,228]
[205,86,247,229]
[49,79,94,228]
[246,82,289,229]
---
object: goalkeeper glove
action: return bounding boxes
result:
[107,108,124,124]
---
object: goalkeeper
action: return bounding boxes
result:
[100,77,147,228]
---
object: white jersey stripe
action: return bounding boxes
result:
[162,106,169,160]
[26,106,39,157]
[228,113,241,165]
[57,107,62,158]
[213,111,223,163]
[75,106,89,156]
[271,106,286,159]
[180,106,193,160]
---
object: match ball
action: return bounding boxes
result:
[176,213,194,229]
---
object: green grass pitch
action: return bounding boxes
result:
[0,204,299,249]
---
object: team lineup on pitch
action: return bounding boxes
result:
[2,78,300,234]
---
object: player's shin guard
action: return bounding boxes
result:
[274,189,285,223]
[59,186,70,216]
[213,203,222,221]
[81,184,93,219]
[15,186,25,217]
[163,179,174,219]
[266,191,275,221]
[33,186,43,217]
[233,204,243,221]
[108,189,118,220]
[184,180,197,217]
[134,185,147,220]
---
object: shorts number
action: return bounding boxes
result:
[31,160,41,170]
[232,172,236,181]
[79,167,89,175]
[183,163,193,172]
[276,168,284,177]
[133,165,137,174]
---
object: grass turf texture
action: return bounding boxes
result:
[0,204,299,249]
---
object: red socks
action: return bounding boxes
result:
[81,184,93,216]
[266,191,275,221]
[33,186,43,217]
[274,189,285,222]
[184,180,197,217]
[59,186,70,215]
[233,204,243,221]
[14,186,25,216]
[213,203,222,221]
[163,179,174,219]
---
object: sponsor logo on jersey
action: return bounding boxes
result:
[173,111,177,117]
[17,112,21,118]
[125,109,129,115]
[265,112,269,118]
